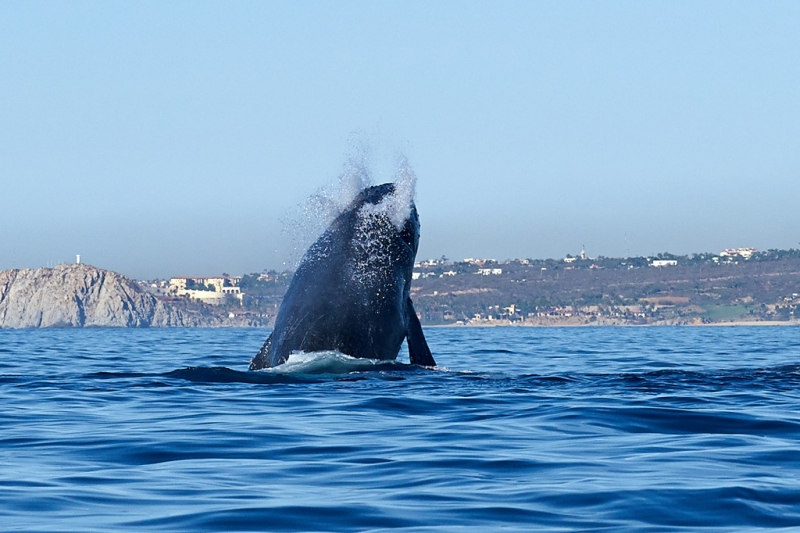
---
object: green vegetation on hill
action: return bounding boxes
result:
[700,305,752,321]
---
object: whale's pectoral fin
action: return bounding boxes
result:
[406,298,436,366]
[249,333,273,370]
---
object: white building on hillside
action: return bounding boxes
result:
[168,275,243,305]
[720,248,757,258]
[651,260,678,267]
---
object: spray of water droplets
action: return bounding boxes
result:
[283,151,418,273]
[348,158,418,287]
[358,156,416,231]
[282,153,372,267]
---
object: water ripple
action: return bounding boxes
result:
[2,326,800,531]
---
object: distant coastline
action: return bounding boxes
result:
[129,248,800,329]
[428,320,799,328]
[4,248,800,329]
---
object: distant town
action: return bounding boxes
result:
[136,247,800,326]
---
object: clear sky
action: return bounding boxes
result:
[2,1,799,279]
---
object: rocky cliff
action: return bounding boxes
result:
[0,264,228,328]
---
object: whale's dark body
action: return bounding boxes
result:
[250,183,435,370]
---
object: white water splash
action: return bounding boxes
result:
[282,152,373,267]
[283,150,418,269]
[269,350,406,374]
[345,156,417,284]
[359,156,417,231]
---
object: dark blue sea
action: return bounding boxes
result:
[3,327,800,531]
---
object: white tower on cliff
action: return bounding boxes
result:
[76,254,81,265]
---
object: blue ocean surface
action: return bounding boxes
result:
[2,326,800,531]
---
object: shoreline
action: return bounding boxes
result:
[2,321,798,331]
[426,320,800,328]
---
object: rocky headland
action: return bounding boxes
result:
[0,264,259,329]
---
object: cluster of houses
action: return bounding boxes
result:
[720,248,758,258]
[561,248,760,268]
[416,247,761,278]
[413,258,503,278]
[459,303,652,326]
[167,275,243,305]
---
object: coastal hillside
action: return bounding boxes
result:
[407,252,800,325]
[237,250,800,325]
[0,264,232,328]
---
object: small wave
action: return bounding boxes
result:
[87,371,151,379]
[164,366,318,385]
[611,364,800,393]
[163,351,426,385]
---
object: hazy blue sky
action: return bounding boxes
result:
[2,1,799,279]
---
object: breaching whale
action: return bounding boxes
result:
[250,182,435,370]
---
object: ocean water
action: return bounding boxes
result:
[2,326,800,531]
